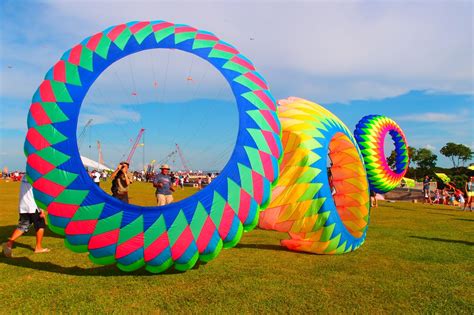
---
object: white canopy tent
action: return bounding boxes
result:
[80,155,112,171]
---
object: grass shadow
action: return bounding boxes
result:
[9,242,34,251]
[0,256,206,277]
[426,212,456,217]
[0,225,64,239]
[409,236,473,246]
[453,218,474,222]
[235,243,288,251]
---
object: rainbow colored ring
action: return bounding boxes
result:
[354,115,409,194]
[259,97,370,254]
[24,21,282,273]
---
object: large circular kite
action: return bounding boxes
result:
[24,21,282,272]
[354,115,409,194]
[259,97,370,254]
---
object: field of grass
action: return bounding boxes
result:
[0,180,473,313]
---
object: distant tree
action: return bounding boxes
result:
[389,146,417,178]
[440,142,474,168]
[386,150,397,170]
[412,148,437,175]
[408,146,416,167]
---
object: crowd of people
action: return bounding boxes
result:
[1,170,23,181]
[2,165,473,258]
[106,162,216,206]
[422,175,473,211]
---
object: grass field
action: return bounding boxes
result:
[0,180,473,313]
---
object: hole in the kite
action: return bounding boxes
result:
[384,130,398,173]
[77,49,238,207]
[328,132,369,238]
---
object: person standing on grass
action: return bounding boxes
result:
[92,170,101,187]
[464,176,473,211]
[422,175,432,204]
[179,176,184,190]
[2,175,50,257]
[111,162,133,203]
[370,190,378,208]
[153,164,175,206]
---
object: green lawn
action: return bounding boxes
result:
[0,180,473,313]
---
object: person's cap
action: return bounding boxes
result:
[160,164,170,170]
[120,161,130,166]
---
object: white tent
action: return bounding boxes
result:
[80,155,112,171]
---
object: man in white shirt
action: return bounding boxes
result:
[92,170,101,186]
[2,175,50,257]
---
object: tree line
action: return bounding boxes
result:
[387,142,473,187]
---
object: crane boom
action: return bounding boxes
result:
[97,140,104,165]
[175,143,190,172]
[126,128,145,164]
[77,119,93,149]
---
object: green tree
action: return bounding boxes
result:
[440,142,474,168]
[386,150,397,170]
[408,146,416,167]
[387,146,416,171]
[412,148,437,175]
[391,146,418,178]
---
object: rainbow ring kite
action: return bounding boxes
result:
[354,115,409,194]
[259,97,370,254]
[24,21,282,273]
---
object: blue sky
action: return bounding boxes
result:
[0,0,473,171]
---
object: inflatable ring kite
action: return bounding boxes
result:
[354,115,409,194]
[259,97,370,254]
[24,21,282,273]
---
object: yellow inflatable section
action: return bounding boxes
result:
[260,97,370,254]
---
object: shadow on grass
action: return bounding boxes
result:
[426,212,456,217]
[235,243,288,251]
[409,236,474,246]
[453,218,474,222]
[0,256,206,276]
[0,225,64,239]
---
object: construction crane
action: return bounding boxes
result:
[175,143,190,172]
[97,140,104,166]
[126,128,145,164]
[77,119,93,150]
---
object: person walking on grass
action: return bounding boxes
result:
[464,176,473,211]
[153,164,175,206]
[2,175,50,257]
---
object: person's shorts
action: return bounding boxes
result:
[467,191,474,198]
[113,192,129,204]
[17,210,46,233]
[156,194,173,206]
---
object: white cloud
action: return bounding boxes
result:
[1,1,472,104]
[396,112,465,123]
[79,106,141,126]
[425,144,436,151]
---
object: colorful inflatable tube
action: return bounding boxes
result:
[24,21,282,273]
[354,115,409,194]
[259,97,370,254]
